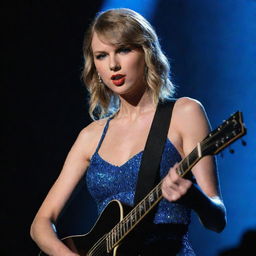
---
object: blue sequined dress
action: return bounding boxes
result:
[86,118,196,255]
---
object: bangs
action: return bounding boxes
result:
[94,14,146,47]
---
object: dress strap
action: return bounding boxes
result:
[94,117,113,153]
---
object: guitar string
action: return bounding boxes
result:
[88,117,240,255]
[88,234,107,256]
[102,183,163,251]
[88,201,148,256]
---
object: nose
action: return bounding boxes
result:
[109,55,121,72]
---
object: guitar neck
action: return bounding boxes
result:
[106,144,202,252]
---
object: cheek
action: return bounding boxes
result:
[94,61,102,73]
[128,57,145,76]
[95,62,108,79]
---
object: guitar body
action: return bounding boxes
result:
[40,200,132,256]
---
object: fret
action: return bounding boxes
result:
[176,165,183,176]
[113,228,116,246]
[143,199,146,212]
[145,197,151,210]
[131,209,138,225]
[126,217,129,231]
[109,233,112,252]
[112,228,115,245]
[186,156,190,170]
[111,230,114,249]
[148,192,154,204]
[116,224,120,241]
[122,219,126,234]
[117,224,120,240]
[113,227,117,244]
[109,233,111,252]
[128,216,131,230]
[119,223,122,238]
[123,219,126,234]
[189,150,198,164]
[133,208,137,224]
[155,187,159,198]
[118,223,122,238]
[155,185,159,199]
[138,202,142,217]
[122,223,124,237]
[106,233,109,252]
[138,201,144,217]
[180,160,187,175]
[156,184,161,197]
[183,159,189,171]
[135,205,139,221]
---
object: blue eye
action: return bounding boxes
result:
[95,53,106,60]
[118,47,132,54]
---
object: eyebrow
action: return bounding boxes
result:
[93,50,106,54]
[92,45,134,55]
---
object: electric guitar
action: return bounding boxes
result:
[39,111,246,256]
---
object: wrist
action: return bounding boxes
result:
[177,183,204,210]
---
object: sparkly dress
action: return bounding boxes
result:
[86,118,196,255]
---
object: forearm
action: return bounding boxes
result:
[30,217,77,256]
[185,184,227,233]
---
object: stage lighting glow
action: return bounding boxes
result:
[100,0,158,19]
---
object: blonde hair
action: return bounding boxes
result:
[82,8,175,120]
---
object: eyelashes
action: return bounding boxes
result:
[95,53,107,60]
[117,47,132,54]
[94,47,132,60]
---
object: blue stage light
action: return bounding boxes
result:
[100,0,158,20]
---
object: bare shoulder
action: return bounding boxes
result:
[173,97,209,127]
[77,118,108,158]
[169,97,211,153]
[79,118,108,139]
[174,97,206,116]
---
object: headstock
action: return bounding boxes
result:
[201,111,246,156]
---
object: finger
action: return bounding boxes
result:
[162,175,179,191]
[167,163,182,181]
[162,189,182,202]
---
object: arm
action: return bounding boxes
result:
[162,97,226,233]
[30,122,101,256]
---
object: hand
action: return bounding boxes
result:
[161,163,193,202]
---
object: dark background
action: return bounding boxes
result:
[3,0,256,255]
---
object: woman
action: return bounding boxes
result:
[30,8,226,256]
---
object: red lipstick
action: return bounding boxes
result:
[111,74,126,86]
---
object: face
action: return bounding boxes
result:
[91,32,146,96]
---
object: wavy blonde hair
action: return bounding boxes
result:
[82,8,175,120]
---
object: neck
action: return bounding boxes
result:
[116,90,156,121]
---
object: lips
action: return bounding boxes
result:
[111,74,126,86]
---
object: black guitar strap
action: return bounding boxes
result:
[134,99,176,204]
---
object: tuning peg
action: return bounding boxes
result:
[241,139,247,146]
